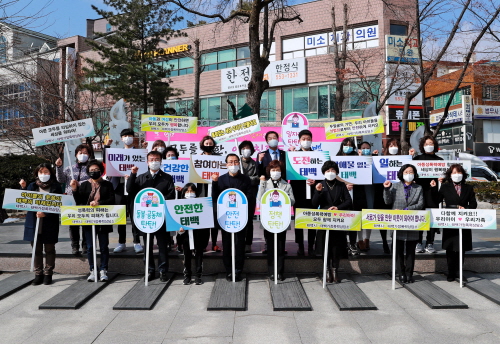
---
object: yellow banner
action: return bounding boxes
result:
[325,115,384,140]
[295,209,361,231]
[361,209,429,231]
[61,206,127,226]
[140,115,197,133]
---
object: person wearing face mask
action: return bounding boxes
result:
[257,160,295,281]
[312,161,352,283]
[127,151,176,282]
[289,130,319,256]
[211,154,251,282]
[383,164,424,284]
[20,163,63,286]
[431,164,477,282]
[151,140,168,159]
[410,135,443,255]
[104,129,144,255]
[177,183,210,285]
[55,144,92,256]
[337,138,367,256]
[257,131,287,180]
[71,160,115,282]
[238,140,259,253]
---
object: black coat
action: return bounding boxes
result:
[23,182,63,244]
[127,169,176,201]
[413,153,443,208]
[257,149,287,179]
[437,182,478,251]
[290,148,319,209]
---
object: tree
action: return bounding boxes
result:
[167,0,302,116]
[82,0,184,115]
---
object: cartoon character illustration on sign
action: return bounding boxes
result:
[152,195,159,207]
[269,190,282,207]
[227,191,238,208]
[142,192,154,207]
[291,114,300,128]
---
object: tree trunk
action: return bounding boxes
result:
[193,38,201,118]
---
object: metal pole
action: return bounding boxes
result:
[274,233,278,285]
[93,225,97,283]
[392,230,396,290]
[232,233,236,283]
[459,228,463,288]
[30,218,40,272]
[145,233,150,286]
[323,230,330,288]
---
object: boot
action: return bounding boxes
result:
[357,240,366,252]
[332,268,340,283]
[32,274,44,286]
[43,274,53,285]
[297,243,305,256]
[327,268,334,283]
[364,239,370,251]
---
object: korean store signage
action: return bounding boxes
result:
[385,35,420,63]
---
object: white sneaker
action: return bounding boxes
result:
[425,244,436,253]
[113,243,126,253]
[134,243,144,253]
[87,270,96,282]
[100,270,108,282]
[415,243,425,253]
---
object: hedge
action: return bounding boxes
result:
[469,181,500,203]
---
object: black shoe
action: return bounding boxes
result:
[147,271,156,282]
[43,275,53,285]
[383,243,391,254]
[447,274,456,282]
[297,248,305,256]
[183,276,191,285]
[278,274,285,281]
[226,274,232,281]
[82,247,88,255]
[32,274,44,286]
[262,249,267,254]
[195,275,203,285]
[407,275,414,283]
[72,247,81,256]
[308,246,316,257]
[399,274,407,284]
[269,275,275,281]
[160,272,168,282]
[235,273,243,282]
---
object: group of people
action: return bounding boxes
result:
[20,128,477,287]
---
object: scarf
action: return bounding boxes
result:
[35,178,52,190]
[87,179,101,205]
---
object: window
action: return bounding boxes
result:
[0,36,7,64]
[106,23,112,33]
[390,24,407,36]
[483,120,500,143]
[483,85,500,100]
[433,89,466,109]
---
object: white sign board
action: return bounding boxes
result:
[133,188,165,233]
[217,188,248,233]
[165,197,214,231]
[188,155,227,183]
[329,156,373,185]
[281,112,309,148]
[161,160,189,187]
[372,155,413,183]
[105,148,148,177]
[385,35,420,63]
[2,189,76,214]
[208,114,261,144]
[413,160,471,178]
[260,188,292,234]
[474,105,500,119]
[430,109,463,126]
[429,208,497,230]
[32,119,95,146]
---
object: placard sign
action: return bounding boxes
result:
[208,114,261,144]
[295,209,361,231]
[140,114,197,134]
[2,189,76,214]
[217,188,248,233]
[429,208,497,230]
[413,160,471,178]
[281,112,309,148]
[165,197,214,231]
[362,209,430,231]
[188,155,227,183]
[133,188,166,233]
[329,156,373,184]
[372,155,413,183]
[286,151,330,180]
[161,160,189,187]
[105,148,148,177]
[32,118,95,146]
[259,189,291,234]
[325,115,384,140]
[60,205,127,226]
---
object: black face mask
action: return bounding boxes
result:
[89,171,102,180]
[201,145,214,153]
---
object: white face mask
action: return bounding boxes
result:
[241,149,252,158]
[268,139,278,148]
[270,171,281,180]
[77,154,89,163]
[122,137,134,145]
[148,161,161,171]
[38,174,50,183]
[300,140,312,149]
[228,165,240,174]
[388,147,399,155]
[325,172,337,181]
[166,156,177,160]
[156,147,165,153]
[451,173,463,183]
[403,174,414,182]
[185,192,196,199]
[424,145,434,153]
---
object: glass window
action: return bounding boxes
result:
[237,46,250,59]
[202,52,217,65]
[207,97,221,120]
[318,85,329,118]
[283,89,293,115]
[218,49,236,63]
[0,36,7,64]
[179,57,193,69]
[200,98,208,120]
[390,24,407,35]
[293,87,309,114]
[205,64,217,71]
[267,90,276,121]
[309,86,318,113]
[167,59,178,70]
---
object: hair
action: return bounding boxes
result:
[238,140,255,156]
[152,140,166,149]
[419,135,439,154]
[298,129,312,140]
[397,164,419,182]
[180,183,197,198]
[165,146,179,158]
[266,159,284,178]
[358,141,371,149]
[265,130,279,141]
[199,135,216,149]
[292,114,299,119]
[228,191,236,197]
[225,153,240,163]
[147,151,162,161]
[33,163,57,182]
[383,138,401,155]
[271,190,280,197]
[120,128,135,137]
[336,138,356,156]
[444,164,469,184]
[321,160,339,174]
[74,144,90,157]
[86,159,104,175]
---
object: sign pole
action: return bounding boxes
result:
[306,183,311,199]
[188,230,194,250]
[30,217,40,273]
[64,143,76,180]
[392,230,396,290]
[459,228,463,288]
[92,225,98,283]
[323,230,330,289]
[234,138,239,152]
[145,233,150,286]
[167,133,171,147]
[232,233,236,283]
[274,233,278,285]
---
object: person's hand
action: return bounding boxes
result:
[288,146,296,151]
[19,179,26,189]
[383,180,392,188]
[36,212,46,218]
[175,186,182,192]
[179,227,185,234]
[55,158,62,167]
[124,174,129,180]
[306,179,315,186]
[409,148,416,156]
[438,177,444,183]
[430,180,437,187]
[258,152,265,162]
[458,206,465,209]
[316,183,323,192]
[346,184,353,191]
[260,175,266,181]
[89,201,98,207]
[373,149,379,155]
[211,173,219,182]
[131,166,139,174]
[70,179,78,191]
[141,141,148,149]
[357,149,363,156]
[328,206,338,210]
[104,138,113,146]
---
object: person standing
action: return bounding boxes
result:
[127,151,176,282]
[383,164,424,283]
[257,131,287,179]
[71,160,115,282]
[55,144,92,256]
[20,164,63,285]
[212,153,251,282]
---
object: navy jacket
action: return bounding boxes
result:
[212,172,252,204]
[257,149,287,179]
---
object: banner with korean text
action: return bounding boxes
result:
[429,208,497,230]
[32,118,95,146]
[105,148,148,177]
[189,155,227,183]
[161,160,189,187]
[61,205,127,226]
[165,197,214,231]
[325,115,384,140]
[372,155,413,183]
[413,160,471,178]
[329,156,373,184]
[141,114,197,134]
[286,151,330,180]
[361,209,430,231]
[295,209,361,231]
[208,114,261,144]
[3,189,76,214]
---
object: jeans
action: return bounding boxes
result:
[84,227,109,271]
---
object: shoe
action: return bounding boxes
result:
[72,247,81,256]
[245,245,251,253]
[415,243,424,253]
[183,276,191,285]
[226,274,232,282]
[308,246,316,257]
[364,239,370,251]
[235,273,243,282]
[195,275,203,285]
[327,268,334,283]
[269,274,275,281]
[447,274,456,282]
[32,274,44,286]
[348,244,359,256]
[87,270,96,282]
[332,268,340,283]
[134,244,144,254]
[357,240,366,251]
[262,249,267,254]
[278,274,285,281]
[297,244,305,256]
[425,244,436,253]
[383,243,391,254]
[177,246,183,253]
[82,246,88,255]
[398,274,407,284]
[113,243,126,253]
[147,271,156,282]
[160,272,168,282]
[284,250,288,255]
[407,275,415,283]
[100,270,108,282]
[212,245,221,252]
[43,275,53,285]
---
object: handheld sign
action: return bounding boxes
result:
[166,197,214,231]
[161,160,190,188]
[324,115,384,140]
[208,114,261,144]
[217,189,248,283]
[414,160,471,179]
[189,155,227,184]
[106,148,148,177]
[372,156,413,183]
[32,118,95,147]
[285,151,330,181]
[133,188,166,286]
[281,112,309,149]
[329,156,373,185]
[140,114,197,134]
[260,188,291,285]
